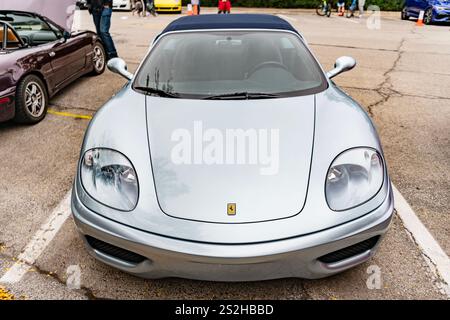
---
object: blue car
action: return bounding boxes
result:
[402,0,450,24]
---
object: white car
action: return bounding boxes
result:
[113,0,132,11]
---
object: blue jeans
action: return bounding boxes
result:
[93,8,118,59]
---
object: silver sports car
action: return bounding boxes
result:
[72,14,394,281]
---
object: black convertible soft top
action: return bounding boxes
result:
[156,14,300,40]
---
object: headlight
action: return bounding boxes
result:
[81,148,139,211]
[326,148,384,211]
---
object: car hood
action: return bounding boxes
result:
[146,96,315,223]
[0,0,77,31]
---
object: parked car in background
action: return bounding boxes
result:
[76,0,88,9]
[0,10,105,124]
[402,0,450,24]
[154,0,182,13]
[113,0,132,11]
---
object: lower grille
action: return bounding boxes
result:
[318,236,380,264]
[86,236,146,264]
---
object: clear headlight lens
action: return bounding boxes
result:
[326,148,384,211]
[81,148,139,211]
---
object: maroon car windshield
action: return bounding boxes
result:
[0,0,77,31]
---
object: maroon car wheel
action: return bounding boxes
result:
[14,75,48,124]
[90,42,106,75]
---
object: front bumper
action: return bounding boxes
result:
[0,91,15,123]
[112,1,131,10]
[155,6,182,12]
[72,186,394,281]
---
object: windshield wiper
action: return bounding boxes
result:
[134,86,181,98]
[203,92,281,100]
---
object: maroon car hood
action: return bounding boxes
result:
[0,0,77,31]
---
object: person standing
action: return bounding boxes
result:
[218,0,231,14]
[337,0,345,16]
[192,0,200,15]
[87,0,118,60]
[358,0,366,18]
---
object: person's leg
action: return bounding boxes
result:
[140,0,145,16]
[92,13,101,35]
[99,8,118,60]
[358,0,365,17]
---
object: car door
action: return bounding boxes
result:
[45,20,87,88]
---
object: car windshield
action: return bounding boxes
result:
[0,12,50,31]
[0,12,61,46]
[134,31,327,99]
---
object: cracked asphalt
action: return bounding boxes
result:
[0,8,449,300]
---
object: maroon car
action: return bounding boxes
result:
[0,10,105,124]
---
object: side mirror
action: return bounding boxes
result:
[57,31,71,44]
[107,58,134,81]
[326,56,356,79]
[20,37,29,47]
[63,31,71,40]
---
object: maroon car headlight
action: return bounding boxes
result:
[325,148,384,211]
[81,148,139,211]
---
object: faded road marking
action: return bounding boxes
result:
[0,192,72,284]
[393,185,450,297]
[48,109,93,120]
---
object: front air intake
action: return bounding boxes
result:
[318,236,380,264]
[86,235,146,264]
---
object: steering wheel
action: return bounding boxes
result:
[246,61,289,79]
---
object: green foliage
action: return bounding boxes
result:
[182,0,404,11]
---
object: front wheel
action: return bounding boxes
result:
[423,8,433,24]
[316,4,326,16]
[14,75,48,124]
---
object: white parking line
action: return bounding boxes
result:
[393,185,450,297]
[342,18,360,24]
[0,192,72,284]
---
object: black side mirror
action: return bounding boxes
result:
[63,31,71,40]
[20,37,29,47]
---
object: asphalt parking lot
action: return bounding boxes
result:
[0,8,449,300]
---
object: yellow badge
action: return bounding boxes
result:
[227,203,236,216]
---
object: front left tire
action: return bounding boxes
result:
[423,8,433,24]
[14,75,48,124]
